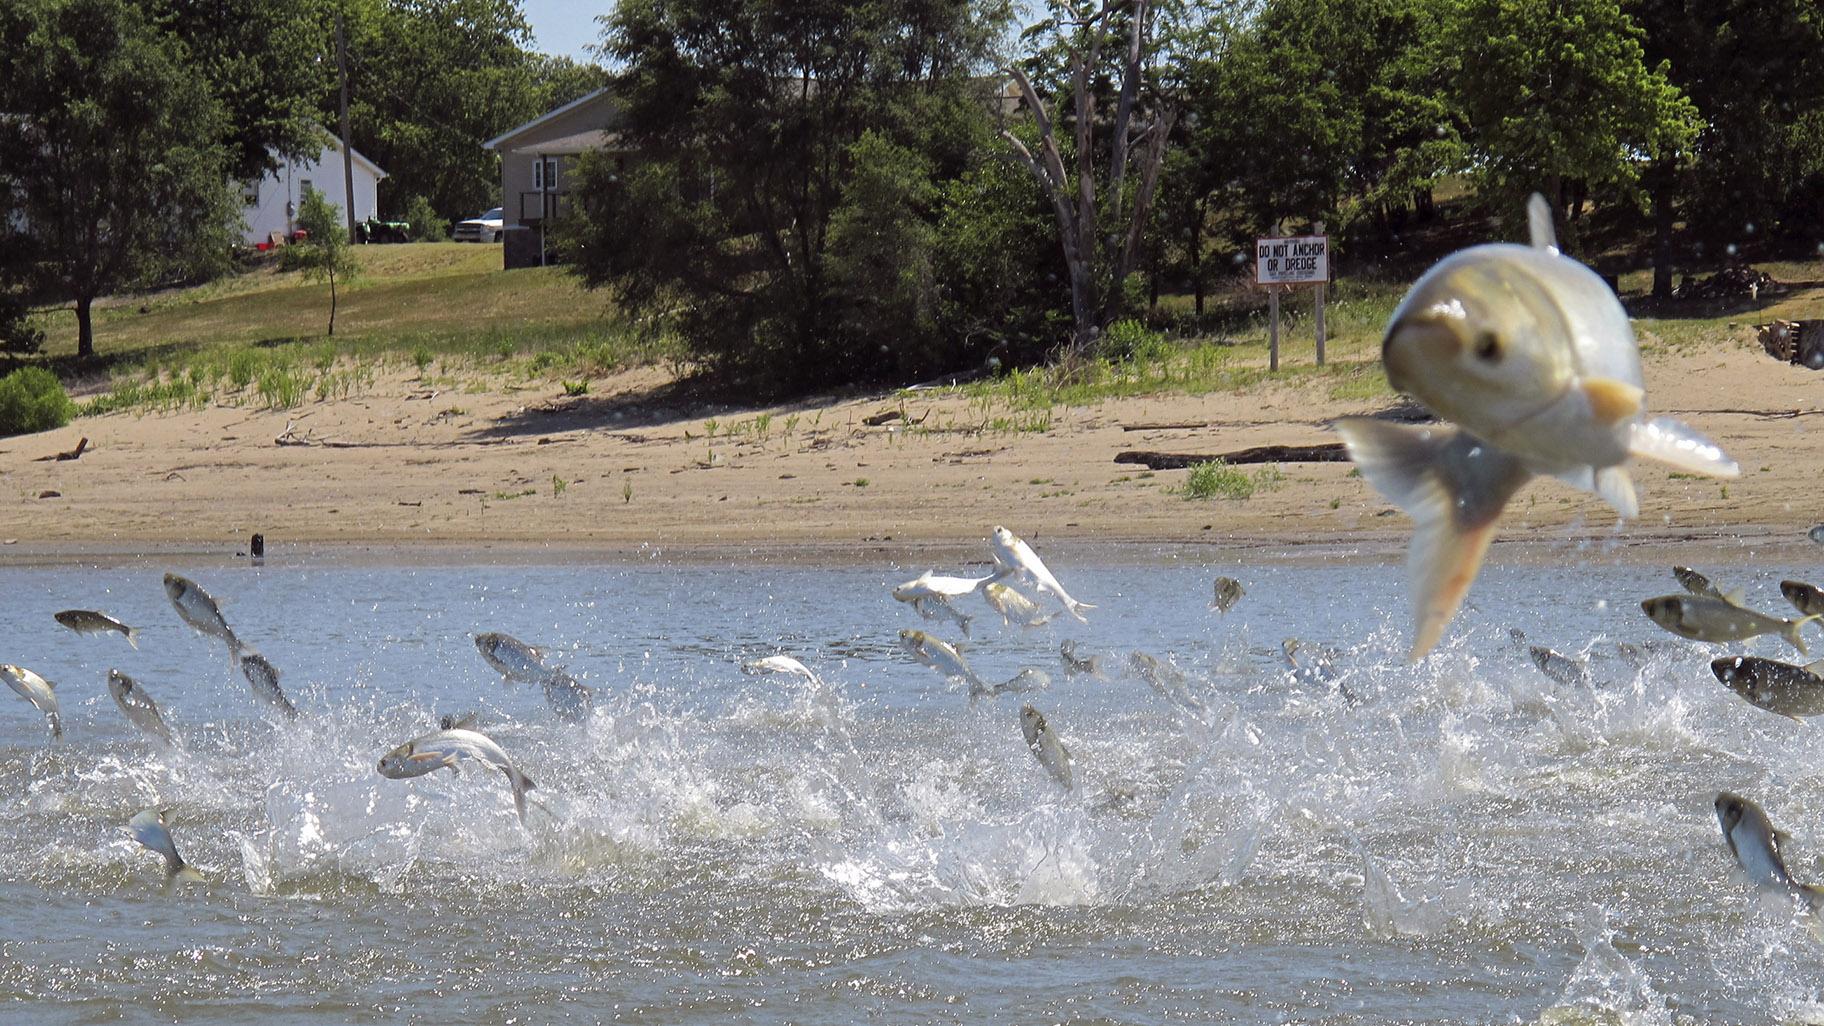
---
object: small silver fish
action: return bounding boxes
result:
[127,806,204,884]
[1811,525,1824,546]
[163,573,240,653]
[540,671,594,724]
[1130,651,1205,712]
[439,712,479,731]
[1641,594,1817,653]
[741,654,823,686]
[1673,566,1726,599]
[474,632,559,683]
[2,663,62,740]
[238,652,299,719]
[1059,640,1109,681]
[1711,657,1824,720]
[1210,577,1245,614]
[1715,791,1822,911]
[989,527,1093,623]
[377,727,537,826]
[1528,645,1590,688]
[54,609,139,648]
[107,670,176,744]
[996,667,1052,695]
[891,571,996,602]
[899,628,987,696]
[1019,704,1073,790]
[983,581,1053,629]
[1782,580,1824,618]
[908,595,973,638]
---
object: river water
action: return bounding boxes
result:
[2,548,1822,1024]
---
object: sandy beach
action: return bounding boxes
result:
[1,324,1817,563]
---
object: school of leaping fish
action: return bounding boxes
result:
[7,194,1824,913]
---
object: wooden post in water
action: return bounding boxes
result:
[1312,220,1326,366]
[1268,287,1280,372]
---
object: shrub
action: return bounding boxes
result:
[1100,319,1172,364]
[1181,459,1286,500]
[0,293,45,356]
[0,366,75,435]
[403,195,447,242]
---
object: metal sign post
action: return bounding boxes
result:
[1255,230,1330,371]
[1268,287,1280,372]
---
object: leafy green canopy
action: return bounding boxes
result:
[562,0,1014,395]
[1447,0,1698,228]
[0,0,239,358]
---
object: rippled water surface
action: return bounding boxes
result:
[4,550,1824,1024]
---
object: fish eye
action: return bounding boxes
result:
[1473,331,1502,362]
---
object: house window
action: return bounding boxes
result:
[532,158,558,191]
[299,178,313,199]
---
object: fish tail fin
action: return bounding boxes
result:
[1629,417,1740,478]
[125,627,140,650]
[1593,466,1638,519]
[507,767,536,826]
[1786,616,1820,656]
[1526,192,1558,253]
[1335,418,1531,661]
[49,712,62,741]
[171,863,204,884]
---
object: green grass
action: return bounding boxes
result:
[1181,459,1286,500]
[19,243,681,416]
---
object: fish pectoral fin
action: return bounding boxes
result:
[1628,417,1740,478]
[1579,378,1644,426]
[1335,419,1531,661]
[1721,588,1748,608]
[1803,659,1824,677]
[1526,193,1558,254]
[1789,615,1821,656]
[1593,466,1638,519]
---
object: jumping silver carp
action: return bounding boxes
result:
[127,806,204,884]
[1529,645,1591,688]
[1641,594,1816,653]
[540,672,595,724]
[1019,704,1074,790]
[1130,651,1205,713]
[989,527,1093,623]
[1715,791,1823,911]
[1059,640,1110,681]
[1782,580,1824,618]
[984,581,1053,629]
[898,628,987,695]
[107,669,176,744]
[2,663,62,740]
[474,632,559,682]
[1711,656,1824,720]
[1334,196,1737,659]
[377,727,537,826]
[1674,566,1730,601]
[163,573,241,654]
[1210,577,1245,614]
[238,652,299,719]
[891,571,996,602]
[906,595,974,638]
[741,654,823,686]
[54,609,139,648]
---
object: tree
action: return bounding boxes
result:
[341,0,607,222]
[1633,0,1824,294]
[1446,0,1699,250]
[0,0,238,359]
[148,0,338,183]
[292,188,358,336]
[562,0,1012,394]
[1004,1,1175,356]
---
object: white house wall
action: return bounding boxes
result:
[240,140,383,244]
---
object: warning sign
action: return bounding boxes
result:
[1255,235,1328,285]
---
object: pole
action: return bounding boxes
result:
[335,14,357,243]
[1312,220,1326,366]
[1268,287,1280,373]
[538,152,548,268]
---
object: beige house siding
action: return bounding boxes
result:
[484,89,626,228]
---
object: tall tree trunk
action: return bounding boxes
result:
[1650,158,1676,299]
[327,272,337,337]
[1190,198,1204,317]
[75,295,94,359]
